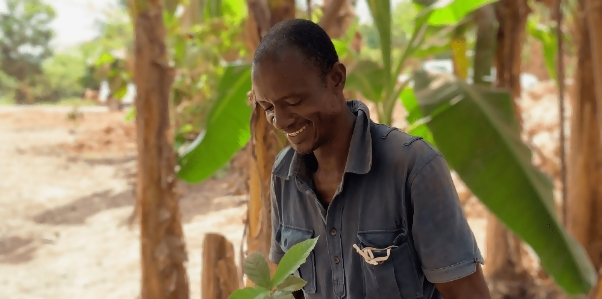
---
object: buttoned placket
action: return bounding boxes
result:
[295,176,347,298]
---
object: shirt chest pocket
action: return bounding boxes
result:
[278,225,317,294]
[356,229,424,299]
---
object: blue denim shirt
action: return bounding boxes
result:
[269,100,484,299]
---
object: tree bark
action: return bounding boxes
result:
[473,4,497,86]
[585,0,602,153]
[319,0,355,39]
[133,1,189,298]
[486,0,532,285]
[202,233,240,299]
[568,1,602,298]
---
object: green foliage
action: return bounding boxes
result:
[0,0,55,80]
[400,87,435,146]
[345,0,495,125]
[177,64,252,183]
[229,237,319,299]
[244,252,272,289]
[0,0,56,103]
[426,0,499,26]
[411,70,597,295]
[228,287,269,299]
[526,17,558,82]
[39,51,90,101]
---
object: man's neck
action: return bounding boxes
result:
[312,107,357,174]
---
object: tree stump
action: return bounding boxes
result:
[202,233,240,299]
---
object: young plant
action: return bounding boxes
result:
[228,237,319,299]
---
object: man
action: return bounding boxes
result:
[251,18,491,299]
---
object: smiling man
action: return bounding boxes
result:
[251,19,491,299]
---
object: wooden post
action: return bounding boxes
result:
[202,234,240,299]
[132,1,190,298]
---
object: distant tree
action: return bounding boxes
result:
[0,0,56,104]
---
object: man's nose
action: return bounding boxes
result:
[272,106,294,131]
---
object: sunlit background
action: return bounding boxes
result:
[1,0,600,298]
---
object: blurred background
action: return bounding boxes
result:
[1,0,601,298]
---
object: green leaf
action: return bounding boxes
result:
[95,52,115,66]
[345,60,386,103]
[244,252,272,289]
[400,87,436,146]
[271,237,319,287]
[222,0,247,23]
[177,63,252,183]
[412,70,598,295]
[227,286,270,299]
[332,39,349,60]
[272,291,295,299]
[124,106,136,122]
[275,275,306,292]
[412,43,449,58]
[113,85,128,100]
[365,0,392,83]
[526,18,557,81]
[428,0,499,26]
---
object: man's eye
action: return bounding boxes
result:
[288,98,302,106]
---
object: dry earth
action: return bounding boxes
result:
[0,106,246,299]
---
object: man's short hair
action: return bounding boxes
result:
[252,19,339,81]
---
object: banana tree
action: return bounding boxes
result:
[345,0,497,126]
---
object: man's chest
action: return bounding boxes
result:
[274,174,432,299]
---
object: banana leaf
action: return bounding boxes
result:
[412,70,597,295]
[177,63,252,183]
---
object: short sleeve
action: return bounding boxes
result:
[410,154,484,283]
[268,176,285,264]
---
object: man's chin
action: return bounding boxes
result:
[291,143,314,155]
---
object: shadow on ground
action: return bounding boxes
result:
[0,236,37,264]
[32,190,134,225]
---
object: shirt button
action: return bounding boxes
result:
[330,228,337,236]
[333,256,340,264]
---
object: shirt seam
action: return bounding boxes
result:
[409,152,441,187]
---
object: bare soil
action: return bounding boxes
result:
[0,106,246,299]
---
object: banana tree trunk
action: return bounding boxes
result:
[132,1,190,298]
[486,0,532,285]
[569,1,602,297]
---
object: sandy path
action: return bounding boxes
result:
[0,106,246,299]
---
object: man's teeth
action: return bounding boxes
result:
[287,125,307,137]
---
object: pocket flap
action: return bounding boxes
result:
[357,228,407,249]
[280,225,314,252]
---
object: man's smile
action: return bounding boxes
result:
[285,124,308,137]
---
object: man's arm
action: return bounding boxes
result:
[409,152,491,298]
[434,264,490,299]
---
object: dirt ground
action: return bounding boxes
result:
[0,106,247,299]
[0,82,570,299]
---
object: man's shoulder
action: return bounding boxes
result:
[369,122,440,169]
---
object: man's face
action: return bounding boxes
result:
[252,49,346,155]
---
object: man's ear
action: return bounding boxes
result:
[329,62,346,92]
